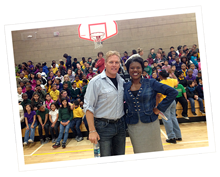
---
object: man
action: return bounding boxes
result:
[63,53,72,70]
[72,58,80,71]
[67,68,75,83]
[83,62,90,76]
[167,46,178,60]
[83,51,126,157]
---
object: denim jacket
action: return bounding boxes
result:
[123,78,178,124]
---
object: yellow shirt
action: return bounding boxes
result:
[74,80,83,88]
[24,75,28,78]
[52,67,58,74]
[50,90,60,101]
[72,106,84,118]
[46,85,52,93]
[158,79,178,103]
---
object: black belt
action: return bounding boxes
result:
[95,118,120,123]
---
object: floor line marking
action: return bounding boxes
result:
[160,129,168,139]
[29,144,44,156]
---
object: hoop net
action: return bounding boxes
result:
[90,32,105,49]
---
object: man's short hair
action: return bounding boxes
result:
[105,51,120,62]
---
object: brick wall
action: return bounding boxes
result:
[12,13,198,66]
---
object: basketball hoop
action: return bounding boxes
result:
[90,32,105,49]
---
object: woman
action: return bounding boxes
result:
[157,69,182,144]
[124,57,178,153]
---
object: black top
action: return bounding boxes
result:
[131,90,139,97]
[107,76,118,89]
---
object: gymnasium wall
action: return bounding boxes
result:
[12,13,198,65]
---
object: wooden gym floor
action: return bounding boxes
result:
[23,121,208,164]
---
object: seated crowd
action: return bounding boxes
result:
[16,44,205,148]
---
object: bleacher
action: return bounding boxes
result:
[22,100,205,140]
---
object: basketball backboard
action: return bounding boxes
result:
[78,21,118,42]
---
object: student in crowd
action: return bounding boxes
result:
[29,72,37,89]
[87,57,92,66]
[67,68,75,83]
[181,63,188,77]
[58,64,67,76]
[45,79,53,94]
[168,54,176,66]
[189,63,198,77]
[174,81,189,119]
[36,73,47,86]
[186,80,205,116]
[167,46,178,60]
[34,65,40,75]
[23,104,38,145]
[49,84,60,102]
[54,78,63,91]
[185,69,196,84]
[44,93,54,110]
[79,79,88,101]
[62,82,71,98]
[52,98,73,149]
[176,45,182,55]
[157,70,182,144]
[149,48,156,59]
[31,92,43,111]
[16,73,29,87]
[36,79,46,91]
[42,62,49,75]
[178,71,188,87]
[55,70,64,83]
[49,103,60,143]
[83,62,90,76]
[162,60,171,72]
[19,81,26,93]
[17,86,23,103]
[86,67,95,80]
[144,60,152,76]
[147,54,154,66]
[80,57,86,68]
[37,66,47,78]
[196,71,202,85]
[121,51,129,65]
[70,82,81,103]
[190,51,199,69]
[151,72,160,82]
[20,93,32,109]
[27,60,34,72]
[51,60,59,68]
[82,74,89,84]
[181,56,189,69]
[25,85,34,100]
[72,58,80,71]
[19,103,26,129]
[36,104,50,144]
[169,66,178,78]
[74,63,83,73]
[63,53,72,70]
[174,56,182,71]
[33,85,47,102]
[63,75,72,90]
[47,71,55,83]
[95,52,105,74]
[142,70,150,79]
[154,52,164,67]
[56,90,71,107]
[196,78,204,100]
[52,63,58,75]
[74,75,83,89]
[76,69,83,80]
[70,100,84,142]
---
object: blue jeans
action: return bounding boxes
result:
[56,120,71,144]
[70,118,82,137]
[24,122,38,143]
[83,115,89,132]
[188,97,204,113]
[161,100,182,139]
[95,117,126,157]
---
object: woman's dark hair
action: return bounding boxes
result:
[192,51,197,55]
[42,62,47,66]
[125,57,144,73]
[60,97,71,113]
[59,90,70,103]
[46,79,52,87]
[97,52,104,57]
[31,92,40,102]
[45,93,51,99]
[60,61,64,65]
[74,58,77,61]
[82,57,86,62]
[29,72,36,80]
[159,69,169,78]
[24,104,33,113]
[22,62,28,67]
[88,67,93,71]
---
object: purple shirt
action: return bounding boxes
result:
[185,75,196,81]
[24,111,36,124]
[169,59,176,65]
[192,69,198,77]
